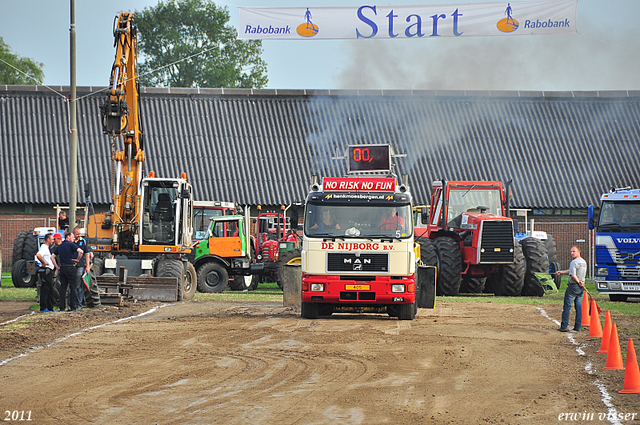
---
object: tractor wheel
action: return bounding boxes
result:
[521,237,549,297]
[22,234,38,261]
[182,263,197,300]
[301,302,319,319]
[419,239,437,266]
[434,237,462,296]
[544,235,558,264]
[12,231,29,264]
[460,277,486,293]
[156,258,187,300]
[490,241,525,296]
[196,262,229,293]
[83,273,101,308]
[275,249,301,291]
[11,259,37,288]
[550,261,562,289]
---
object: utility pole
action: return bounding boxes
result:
[69,0,78,229]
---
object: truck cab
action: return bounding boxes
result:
[590,187,640,301]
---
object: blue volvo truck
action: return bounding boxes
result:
[589,187,640,301]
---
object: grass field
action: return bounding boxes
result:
[2,273,638,316]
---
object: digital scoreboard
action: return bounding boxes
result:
[347,144,391,174]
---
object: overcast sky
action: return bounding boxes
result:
[2,0,639,91]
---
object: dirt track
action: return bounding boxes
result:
[0,300,638,424]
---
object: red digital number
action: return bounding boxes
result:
[353,148,373,163]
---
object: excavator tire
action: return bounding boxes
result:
[182,263,197,300]
[490,241,525,296]
[521,237,549,297]
[275,249,301,291]
[12,231,29,264]
[83,273,101,308]
[157,258,187,300]
[434,237,462,296]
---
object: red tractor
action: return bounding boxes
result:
[253,205,301,289]
[415,180,548,296]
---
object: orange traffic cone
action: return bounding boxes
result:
[620,339,640,394]
[597,310,612,353]
[603,323,624,370]
[586,297,603,339]
[581,291,590,327]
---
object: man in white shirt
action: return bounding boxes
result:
[35,234,58,312]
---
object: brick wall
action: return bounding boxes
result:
[0,214,56,273]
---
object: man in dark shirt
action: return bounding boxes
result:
[53,231,83,311]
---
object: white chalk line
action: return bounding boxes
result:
[0,304,169,367]
[0,311,36,327]
[537,307,622,425]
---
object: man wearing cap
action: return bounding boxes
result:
[53,231,83,311]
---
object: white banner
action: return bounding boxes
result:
[238,0,577,40]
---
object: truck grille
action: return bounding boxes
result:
[327,253,389,273]
[478,220,514,263]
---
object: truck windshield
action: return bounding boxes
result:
[304,204,412,238]
[598,201,640,231]
[447,188,503,220]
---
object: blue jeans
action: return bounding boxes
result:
[75,267,84,309]
[561,284,584,330]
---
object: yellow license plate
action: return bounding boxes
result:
[345,285,370,290]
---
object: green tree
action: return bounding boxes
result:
[0,37,45,85]
[136,0,267,88]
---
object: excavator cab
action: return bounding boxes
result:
[141,177,193,248]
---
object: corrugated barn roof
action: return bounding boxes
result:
[2,86,640,209]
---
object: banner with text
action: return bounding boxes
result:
[238,0,577,40]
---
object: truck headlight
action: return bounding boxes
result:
[310,283,324,292]
[597,267,608,276]
[391,284,405,293]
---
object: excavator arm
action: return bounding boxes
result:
[100,12,145,250]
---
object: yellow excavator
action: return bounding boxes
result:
[86,12,196,301]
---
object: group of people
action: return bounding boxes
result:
[35,226,92,313]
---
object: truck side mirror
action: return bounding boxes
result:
[588,205,594,230]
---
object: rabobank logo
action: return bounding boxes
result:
[496,3,519,33]
[297,8,319,37]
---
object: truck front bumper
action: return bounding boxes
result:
[301,274,415,304]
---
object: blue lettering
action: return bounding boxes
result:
[523,18,570,29]
[357,5,378,38]
[404,14,424,37]
[387,10,399,38]
[244,24,291,35]
[452,8,463,36]
[430,13,446,36]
